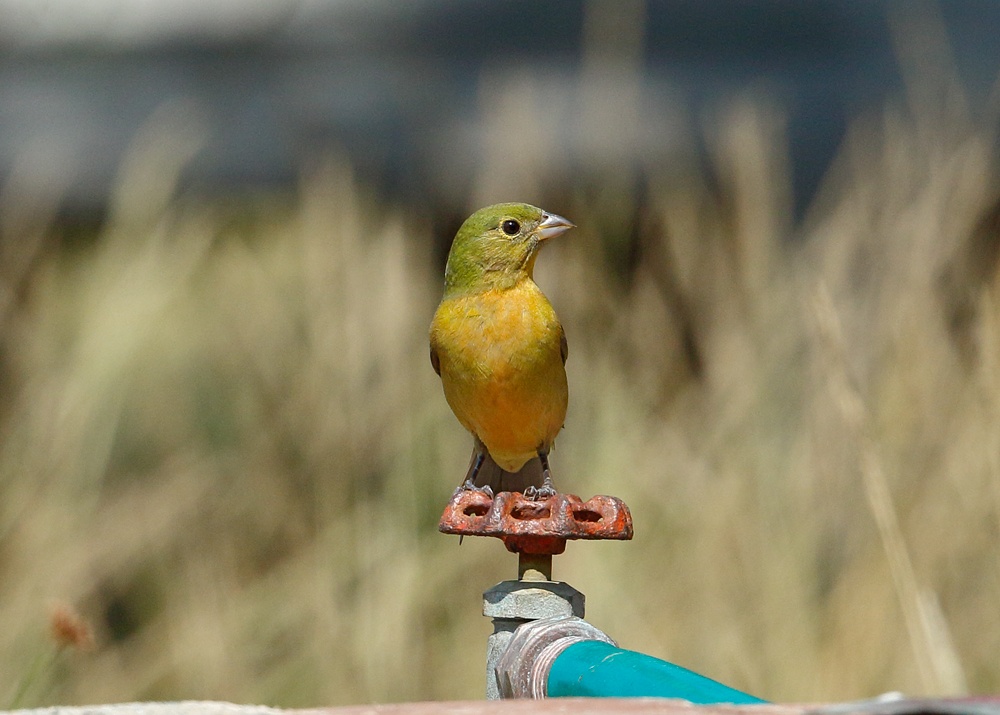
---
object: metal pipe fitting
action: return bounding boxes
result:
[496,615,767,704]
[495,616,616,699]
[482,582,584,700]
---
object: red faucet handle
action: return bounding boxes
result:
[439,490,633,555]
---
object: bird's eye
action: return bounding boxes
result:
[501,219,520,236]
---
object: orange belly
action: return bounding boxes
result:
[430,280,567,472]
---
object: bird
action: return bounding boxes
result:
[430,202,574,499]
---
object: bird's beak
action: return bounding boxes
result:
[536,212,575,240]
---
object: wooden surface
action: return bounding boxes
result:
[296,698,803,714]
[10,698,1000,715]
[10,702,802,715]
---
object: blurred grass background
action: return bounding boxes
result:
[2,0,1000,708]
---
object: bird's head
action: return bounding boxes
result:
[443,202,575,295]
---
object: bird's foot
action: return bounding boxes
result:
[524,450,557,501]
[522,484,556,500]
[454,479,494,499]
[524,453,557,500]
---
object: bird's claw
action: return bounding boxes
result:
[455,479,494,499]
[523,484,556,501]
[524,458,557,500]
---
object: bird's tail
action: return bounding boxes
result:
[464,444,545,495]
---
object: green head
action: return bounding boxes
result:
[443,202,574,295]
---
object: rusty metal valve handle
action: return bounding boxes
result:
[439,490,633,555]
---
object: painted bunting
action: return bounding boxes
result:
[430,203,574,498]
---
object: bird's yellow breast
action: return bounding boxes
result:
[430,279,567,472]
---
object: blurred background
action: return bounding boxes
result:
[1,0,1000,707]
